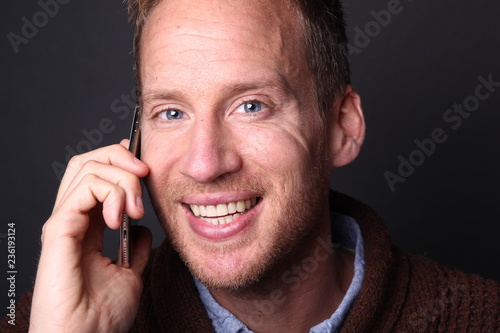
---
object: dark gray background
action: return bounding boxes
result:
[1,0,499,310]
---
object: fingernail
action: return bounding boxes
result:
[136,196,144,212]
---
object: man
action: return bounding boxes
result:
[3,0,499,332]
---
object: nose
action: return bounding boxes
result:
[179,117,242,183]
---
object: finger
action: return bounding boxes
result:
[38,175,127,287]
[56,143,148,208]
[120,138,130,148]
[56,143,148,207]
[44,174,137,245]
[55,161,144,219]
[129,225,152,275]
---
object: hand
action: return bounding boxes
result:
[29,141,151,333]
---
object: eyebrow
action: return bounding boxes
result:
[141,73,296,107]
[141,90,187,105]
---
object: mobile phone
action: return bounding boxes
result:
[118,106,141,268]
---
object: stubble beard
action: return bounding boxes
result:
[147,161,330,293]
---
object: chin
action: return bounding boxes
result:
[189,257,265,291]
[176,233,277,291]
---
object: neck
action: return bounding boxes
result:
[210,214,354,333]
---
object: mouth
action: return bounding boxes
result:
[188,197,261,226]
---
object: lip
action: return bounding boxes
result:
[182,194,262,240]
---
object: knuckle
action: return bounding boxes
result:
[81,159,101,172]
[67,154,85,169]
[81,173,99,183]
[114,183,126,197]
[116,172,140,189]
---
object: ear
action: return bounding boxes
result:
[329,85,365,167]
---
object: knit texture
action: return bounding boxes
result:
[3,192,499,332]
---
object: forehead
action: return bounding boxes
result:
[142,0,301,48]
[139,0,310,97]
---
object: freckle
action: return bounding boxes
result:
[176,25,181,29]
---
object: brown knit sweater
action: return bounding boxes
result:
[3,192,499,332]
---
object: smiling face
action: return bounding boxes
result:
[139,0,334,290]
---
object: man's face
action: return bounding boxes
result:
[139,0,333,289]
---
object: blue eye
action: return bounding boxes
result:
[159,109,185,120]
[243,101,263,113]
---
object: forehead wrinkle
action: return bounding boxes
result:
[171,1,289,32]
[171,26,284,60]
[145,30,283,66]
[148,2,291,55]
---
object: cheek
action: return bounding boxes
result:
[237,124,320,175]
[140,130,181,185]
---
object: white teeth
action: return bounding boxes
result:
[228,202,237,214]
[206,205,217,217]
[200,214,241,226]
[201,217,219,225]
[217,204,228,216]
[191,205,200,216]
[236,201,246,213]
[189,198,258,224]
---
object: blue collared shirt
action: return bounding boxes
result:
[194,213,365,333]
